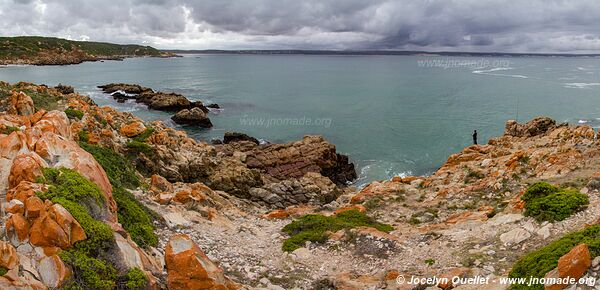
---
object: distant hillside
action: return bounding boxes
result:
[0,36,175,65]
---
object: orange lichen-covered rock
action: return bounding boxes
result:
[48,204,87,246]
[8,91,35,116]
[31,111,72,140]
[6,181,47,203]
[29,212,71,249]
[150,174,173,193]
[5,213,30,245]
[120,121,146,137]
[8,152,47,189]
[334,204,366,215]
[33,132,117,220]
[262,209,290,219]
[165,234,239,290]
[24,196,45,219]
[557,244,591,280]
[0,241,19,270]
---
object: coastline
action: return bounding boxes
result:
[0,81,598,289]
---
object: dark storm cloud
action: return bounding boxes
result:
[2,0,600,52]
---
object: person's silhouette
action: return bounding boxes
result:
[472,130,478,145]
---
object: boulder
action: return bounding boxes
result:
[150,174,173,193]
[8,153,47,189]
[5,213,30,245]
[171,108,213,127]
[7,91,35,116]
[98,83,152,95]
[53,84,74,95]
[223,131,259,145]
[37,255,71,288]
[119,121,146,137]
[29,203,86,249]
[504,117,556,137]
[165,234,239,290]
[139,91,192,111]
[0,241,19,270]
[222,135,356,185]
[500,228,531,245]
[557,244,591,280]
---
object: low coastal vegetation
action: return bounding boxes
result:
[0,36,164,65]
[79,141,159,247]
[281,209,393,252]
[64,108,84,120]
[0,81,67,111]
[508,224,600,290]
[35,168,118,289]
[522,182,588,222]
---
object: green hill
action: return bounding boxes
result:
[0,36,172,65]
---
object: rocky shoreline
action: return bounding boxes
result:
[0,81,598,289]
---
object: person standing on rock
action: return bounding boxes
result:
[472,130,478,145]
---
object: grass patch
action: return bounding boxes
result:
[522,182,588,222]
[281,209,393,252]
[65,108,84,120]
[508,224,600,290]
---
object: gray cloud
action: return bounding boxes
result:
[2,0,600,52]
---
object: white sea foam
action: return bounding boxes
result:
[563,82,600,89]
[472,67,528,79]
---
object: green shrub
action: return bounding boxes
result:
[65,109,84,120]
[508,224,600,290]
[522,182,559,202]
[77,130,89,143]
[35,168,118,289]
[126,140,153,155]
[281,209,393,252]
[524,190,589,222]
[0,266,7,276]
[122,268,148,290]
[113,187,158,247]
[51,197,114,256]
[59,249,117,290]
[37,168,106,209]
[132,127,155,142]
[79,142,140,189]
[0,125,20,135]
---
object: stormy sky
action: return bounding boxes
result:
[2,0,600,52]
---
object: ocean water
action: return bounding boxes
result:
[2,55,600,186]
